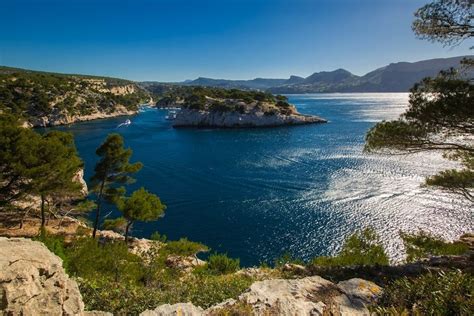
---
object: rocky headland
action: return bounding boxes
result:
[155,86,326,128]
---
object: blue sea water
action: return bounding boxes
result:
[51,93,473,266]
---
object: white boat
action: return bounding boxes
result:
[117,119,131,128]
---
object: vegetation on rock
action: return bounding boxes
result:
[373,270,473,315]
[0,66,149,126]
[156,86,294,116]
[401,230,470,262]
[310,228,389,267]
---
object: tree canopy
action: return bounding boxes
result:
[90,133,143,238]
[30,131,84,226]
[0,115,84,225]
[0,115,41,209]
[412,0,473,46]
[116,187,166,242]
[366,0,473,202]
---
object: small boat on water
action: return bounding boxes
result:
[165,110,178,120]
[117,119,131,128]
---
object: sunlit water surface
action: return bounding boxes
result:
[52,93,473,266]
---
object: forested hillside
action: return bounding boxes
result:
[0,67,150,127]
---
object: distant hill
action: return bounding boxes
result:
[168,56,472,93]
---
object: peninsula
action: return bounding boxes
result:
[156,86,326,128]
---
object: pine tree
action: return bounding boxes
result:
[30,131,84,227]
[0,115,42,209]
[90,134,142,238]
[116,187,166,242]
[365,0,473,201]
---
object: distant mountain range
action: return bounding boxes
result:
[178,56,472,93]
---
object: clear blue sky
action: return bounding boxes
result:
[0,0,471,81]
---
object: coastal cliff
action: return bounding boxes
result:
[0,66,149,127]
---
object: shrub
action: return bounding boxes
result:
[401,230,469,262]
[66,238,143,283]
[162,238,209,256]
[274,252,305,267]
[205,253,240,275]
[174,274,254,309]
[311,228,389,267]
[102,217,127,234]
[78,269,254,313]
[150,231,167,242]
[34,228,69,270]
[372,270,474,315]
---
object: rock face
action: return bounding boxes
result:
[28,106,136,128]
[0,237,84,315]
[234,276,381,315]
[141,276,381,316]
[173,109,326,128]
[140,303,204,316]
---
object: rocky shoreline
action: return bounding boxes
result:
[25,106,137,128]
[173,108,327,128]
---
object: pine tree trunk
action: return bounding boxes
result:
[125,221,132,243]
[40,194,46,228]
[92,181,105,238]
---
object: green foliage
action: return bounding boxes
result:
[401,231,469,263]
[412,0,472,46]
[62,236,250,314]
[0,114,84,221]
[0,69,148,121]
[34,228,69,269]
[90,133,143,238]
[102,217,128,234]
[209,301,254,316]
[274,252,305,267]
[78,273,253,313]
[150,231,167,242]
[162,238,209,256]
[0,114,42,208]
[156,86,287,114]
[115,187,166,241]
[311,228,389,267]
[373,270,474,315]
[66,238,143,283]
[203,253,240,275]
[365,66,474,201]
[30,130,84,226]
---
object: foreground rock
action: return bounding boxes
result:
[173,108,326,128]
[141,303,204,316]
[0,237,109,316]
[141,276,381,316]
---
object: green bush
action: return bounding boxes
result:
[311,228,389,267]
[274,252,305,267]
[373,270,474,315]
[401,231,469,262]
[102,217,127,234]
[150,231,167,242]
[66,238,143,283]
[78,270,253,313]
[162,238,209,256]
[34,228,69,270]
[205,253,240,275]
